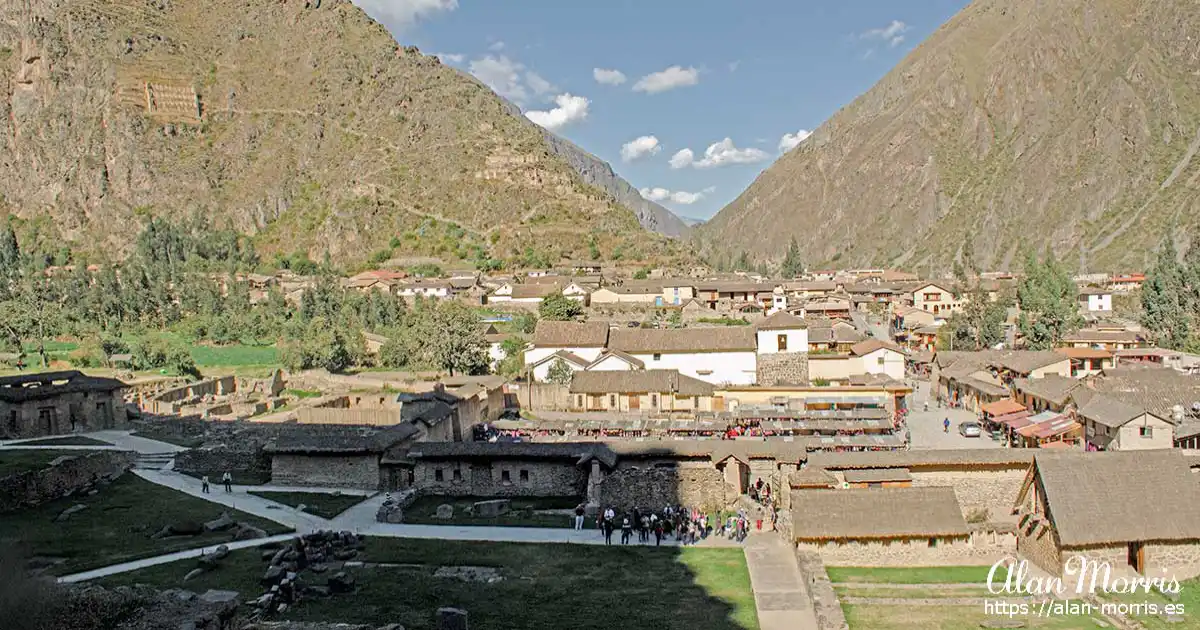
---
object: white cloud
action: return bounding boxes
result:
[668,148,695,169]
[354,0,457,32]
[632,65,700,94]
[593,68,627,86]
[620,136,662,162]
[639,186,715,205]
[488,40,506,51]
[670,138,769,169]
[525,93,590,130]
[778,129,812,153]
[469,55,529,104]
[525,72,555,98]
[434,52,464,64]
[861,20,909,47]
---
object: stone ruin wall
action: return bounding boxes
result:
[909,467,1027,523]
[756,352,810,386]
[598,461,735,511]
[799,533,1010,567]
[271,454,381,489]
[0,450,135,512]
[412,460,588,498]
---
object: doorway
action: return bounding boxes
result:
[1128,542,1145,574]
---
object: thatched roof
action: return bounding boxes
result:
[808,449,1034,470]
[0,370,127,403]
[609,327,756,353]
[843,468,913,483]
[789,467,838,488]
[791,487,969,540]
[568,369,714,396]
[532,321,610,347]
[1021,450,1200,546]
[1012,376,1083,406]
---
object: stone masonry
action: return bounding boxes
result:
[598,463,733,511]
[271,454,381,489]
[756,352,810,386]
[910,468,1025,522]
[414,460,588,498]
[0,450,134,512]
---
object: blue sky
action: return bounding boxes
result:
[355,0,970,220]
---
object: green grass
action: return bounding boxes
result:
[1101,578,1199,630]
[101,538,759,630]
[834,584,993,599]
[129,431,205,449]
[401,495,583,528]
[189,343,279,367]
[827,565,1005,584]
[285,388,323,399]
[0,450,101,477]
[246,491,365,519]
[0,474,291,575]
[841,604,1108,629]
[11,435,112,447]
[22,340,79,353]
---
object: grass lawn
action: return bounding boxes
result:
[402,495,583,528]
[834,584,993,599]
[0,474,291,575]
[14,435,113,447]
[180,469,273,485]
[284,388,323,399]
[130,431,205,449]
[827,565,1005,584]
[1101,578,1199,630]
[247,491,365,519]
[101,538,759,630]
[190,343,279,367]
[842,604,1109,630]
[0,449,101,477]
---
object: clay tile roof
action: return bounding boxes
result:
[608,327,757,353]
[1055,347,1113,360]
[789,467,838,488]
[532,321,610,347]
[1061,329,1145,344]
[790,487,969,540]
[1023,450,1200,546]
[843,468,913,483]
[530,350,590,368]
[981,399,1027,417]
[755,311,809,331]
[510,284,564,300]
[0,370,128,403]
[1012,376,1083,406]
[568,369,714,397]
[1074,394,1151,429]
[850,338,905,356]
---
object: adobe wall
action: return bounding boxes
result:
[910,467,1026,522]
[756,352,810,386]
[270,454,381,489]
[413,459,586,498]
[0,450,135,512]
[598,461,735,511]
[799,533,1009,567]
[296,408,400,426]
[519,383,571,411]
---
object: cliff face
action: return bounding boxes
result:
[0,0,672,263]
[699,0,1200,273]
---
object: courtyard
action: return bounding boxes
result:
[906,380,1001,450]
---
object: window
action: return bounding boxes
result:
[928,538,938,548]
[501,470,511,483]
[576,395,584,408]
[435,469,444,482]
[650,394,658,408]
[877,357,885,365]
[452,468,462,482]
[924,292,942,302]
[653,353,662,361]
[1140,426,1154,438]
[609,394,617,408]
[519,470,529,482]
[777,334,788,352]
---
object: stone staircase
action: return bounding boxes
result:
[134,452,175,471]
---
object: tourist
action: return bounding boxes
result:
[943,417,950,433]
[201,475,210,494]
[221,471,233,492]
[620,517,633,544]
[574,505,585,530]
[602,517,614,545]
[653,519,664,546]
[640,514,650,542]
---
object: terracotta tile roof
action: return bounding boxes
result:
[532,321,610,347]
[850,339,905,356]
[568,369,714,396]
[1055,347,1113,360]
[981,399,1027,416]
[756,311,810,331]
[790,487,969,540]
[609,327,757,353]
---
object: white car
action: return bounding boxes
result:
[959,421,982,438]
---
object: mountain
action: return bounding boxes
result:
[0,0,675,265]
[699,0,1200,274]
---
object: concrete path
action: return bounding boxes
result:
[57,534,297,584]
[133,469,331,533]
[0,430,187,454]
[743,533,819,630]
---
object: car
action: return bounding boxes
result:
[958,421,982,438]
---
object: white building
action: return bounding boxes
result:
[395,280,453,299]
[523,321,610,380]
[911,282,962,317]
[1078,288,1113,312]
[754,311,809,354]
[528,351,590,382]
[849,339,907,381]
[607,327,757,385]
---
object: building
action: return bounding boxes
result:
[567,369,716,413]
[394,280,453,299]
[266,424,420,489]
[1109,273,1145,292]
[1114,348,1200,373]
[1055,347,1114,377]
[1015,450,1200,577]
[527,350,591,383]
[1060,328,1147,351]
[489,282,590,304]
[525,321,610,375]
[754,311,810,355]
[849,339,907,381]
[608,327,758,385]
[911,283,962,316]
[842,468,913,488]
[932,350,1072,412]
[1073,391,1174,451]
[589,282,663,304]
[1012,375,1083,413]
[1,371,129,438]
[1077,288,1113,312]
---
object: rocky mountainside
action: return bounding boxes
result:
[0,0,676,264]
[699,0,1200,274]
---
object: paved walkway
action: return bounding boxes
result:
[133,469,331,533]
[743,533,819,630]
[0,430,187,454]
[57,534,297,584]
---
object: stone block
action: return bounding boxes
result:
[436,607,469,630]
[472,499,510,517]
[435,504,454,519]
[53,503,88,522]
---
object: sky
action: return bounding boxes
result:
[354,0,971,221]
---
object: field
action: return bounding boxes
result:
[246,491,365,519]
[0,474,291,575]
[12,436,113,447]
[0,449,100,477]
[1100,578,1199,630]
[100,537,759,629]
[189,343,279,367]
[401,495,583,528]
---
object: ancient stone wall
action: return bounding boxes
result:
[796,551,848,630]
[0,450,135,512]
[174,446,270,478]
[270,454,381,489]
[1017,519,1062,576]
[143,376,237,414]
[1146,541,1200,577]
[799,535,1005,567]
[756,351,810,386]
[414,460,587,498]
[1,389,129,439]
[598,462,734,511]
[910,467,1026,522]
[1057,544,1127,578]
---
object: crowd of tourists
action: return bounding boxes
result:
[589,504,760,546]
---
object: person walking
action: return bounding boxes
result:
[603,518,614,546]
[654,519,663,546]
[201,475,210,494]
[574,505,585,531]
[620,517,633,545]
[943,417,950,433]
[221,471,233,493]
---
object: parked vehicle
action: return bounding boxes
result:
[959,421,982,438]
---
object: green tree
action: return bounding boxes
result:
[941,287,1008,351]
[780,237,804,278]
[497,337,527,377]
[734,251,751,271]
[632,267,650,280]
[511,312,539,334]
[545,358,574,385]
[539,291,584,321]
[1142,237,1191,349]
[0,218,20,276]
[427,302,488,376]
[1017,250,1081,349]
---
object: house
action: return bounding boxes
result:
[1114,348,1200,373]
[1007,410,1083,449]
[489,282,589,304]
[695,281,774,310]
[909,325,942,351]
[1077,288,1113,312]
[586,349,646,372]
[1108,273,1145,292]
[932,350,1071,412]
[0,371,129,438]
[1012,375,1083,413]
[849,339,907,381]
[1055,347,1114,377]
[395,280,453,299]
[524,321,610,378]
[783,281,839,299]
[754,311,810,354]
[800,297,853,320]
[589,282,663,304]
[527,351,590,382]
[1073,391,1174,451]
[442,375,508,427]
[608,327,758,385]
[911,282,962,316]
[479,324,509,369]
[570,261,604,275]
[1014,450,1200,577]
[1060,328,1147,351]
[567,369,715,413]
[266,424,420,489]
[660,279,697,306]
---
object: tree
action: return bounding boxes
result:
[511,312,539,334]
[427,302,488,376]
[734,251,751,271]
[1017,250,1081,349]
[545,358,574,385]
[497,337,527,377]
[539,291,583,321]
[941,287,1008,351]
[0,278,65,367]
[1142,237,1191,349]
[780,237,804,278]
[0,218,20,276]
[632,267,649,280]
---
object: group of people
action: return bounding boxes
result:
[593,504,759,546]
[200,472,234,493]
